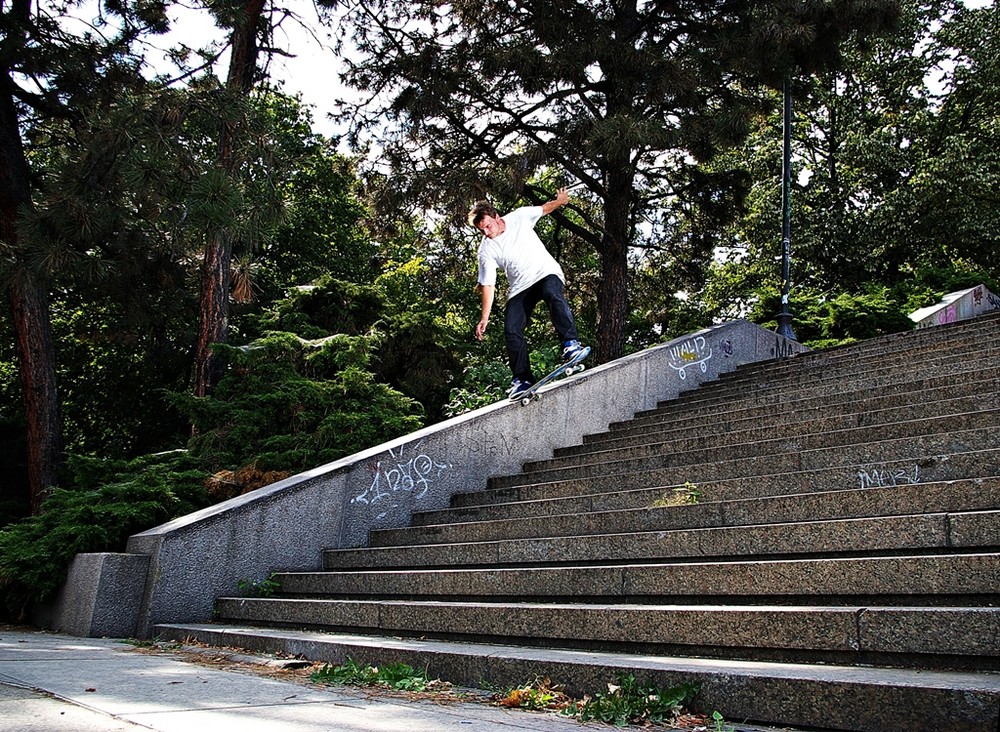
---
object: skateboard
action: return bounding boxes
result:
[513,346,591,406]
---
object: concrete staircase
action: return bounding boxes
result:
[158,314,1000,732]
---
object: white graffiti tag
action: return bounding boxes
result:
[668,335,712,380]
[352,443,452,506]
[857,464,920,489]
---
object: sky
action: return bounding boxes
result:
[148,0,995,142]
[147,1,348,138]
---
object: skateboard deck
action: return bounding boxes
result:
[513,346,591,405]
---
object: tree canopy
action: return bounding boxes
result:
[328,0,899,361]
[704,0,998,340]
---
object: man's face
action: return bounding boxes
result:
[476,214,505,239]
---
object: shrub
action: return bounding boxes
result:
[0,452,208,619]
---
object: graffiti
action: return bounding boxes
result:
[857,464,920,490]
[668,335,712,380]
[351,442,452,508]
[466,429,520,458]
[774,337,796,359]
[988,291,1000,311]
[720,339,734,358]
[973,286,984,307]
[936,304,957,326]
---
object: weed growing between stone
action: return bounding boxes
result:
[650,482,703,508]
[236,572,280,597]
[313,661,734,729]
[496,674,736,729]
[311,657,437,693]
[494,676,573,711]
[560,673,700,726]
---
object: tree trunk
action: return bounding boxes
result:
[193,229,233,398]
[594,167,634,363]
[1,72,61,513]
[9,278,61,513]
[192,0,265,398]
[592,8,640,365]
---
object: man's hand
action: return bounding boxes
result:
[476,284,495,341]
[541,187,570,215]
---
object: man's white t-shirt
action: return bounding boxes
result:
[477,206,565,300]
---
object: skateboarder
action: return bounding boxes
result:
[469,187,588,400]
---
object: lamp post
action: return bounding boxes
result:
[776,76,797,341]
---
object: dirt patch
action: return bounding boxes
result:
[125,638,494,706]
[122,638,787,731]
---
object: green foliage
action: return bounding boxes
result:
[237,572,281,597]
[0,452,209,618]
[174,332,424,474]
[743,284,915,348]
[250,98,376,299]
[561,673,700,727]
[52,297,192,459]
[650,483,703,508]
[444,360,512,416]
[711,710,737,732]
[247,276,384,340]
[374,309,464,421]
[495,677,571,711]
[311,658,434,692]
[819,290,916,342]
[702,1,1000,332]
[246,271,469,421]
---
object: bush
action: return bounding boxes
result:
[0,452,208,619]
[175,332,424,474]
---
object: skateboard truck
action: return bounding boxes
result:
[514,346,591,406]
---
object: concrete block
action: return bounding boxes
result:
[35,553,149,638]
[859,607,1000,657]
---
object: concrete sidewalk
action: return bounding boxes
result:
[0,628,585,731]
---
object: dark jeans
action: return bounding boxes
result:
[504,274,578,382]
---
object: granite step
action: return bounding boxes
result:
[335,498,1000,571]
[151,623,1000,732]
[272,553,1000,605]
[526,408,1000,475]
[637,357,996,422]
[590,378,1000,450]
[707,332,998,389]
[706,314,1000,384]
[411,472,1000,528]
[208,597,1000,671]
[453,448,1000,508]
[379,486,1000,548]
[488,425,1000,491]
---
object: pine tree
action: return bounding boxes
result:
[327,0,898,361]
[0,0,167,512]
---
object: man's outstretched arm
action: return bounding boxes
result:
[540,187,570,216]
